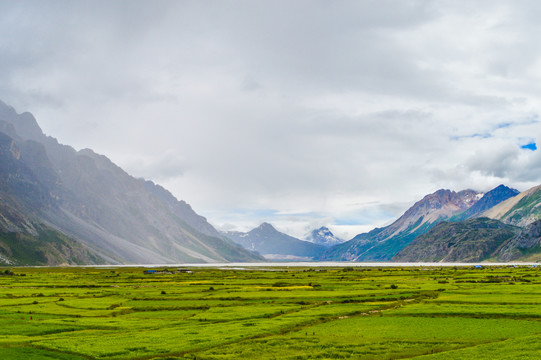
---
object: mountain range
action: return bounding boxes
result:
[0,100,263,265]
[321,189,485,261]
[321,183,540,263]
[224,184,541,264]
[2,99,541,265]
[224,223,326,260]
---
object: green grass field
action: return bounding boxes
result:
[0,265,540,359]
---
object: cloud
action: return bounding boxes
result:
[2,1,541,237]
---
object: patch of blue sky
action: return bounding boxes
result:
[495,122,512,129]
[521,142,537,151]
[450,132,492,141]
[451,116,540,142]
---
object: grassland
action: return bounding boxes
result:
[0,265,541,359]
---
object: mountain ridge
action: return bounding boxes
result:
[224,222,326,260]
[320,189,482,261]
[455,185,519,220]
[0,100,263,264]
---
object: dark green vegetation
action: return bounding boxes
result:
[2,266,541,359]
[393,218,521,262]
[0,227,105,266]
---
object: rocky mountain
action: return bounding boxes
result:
[0,130,104,265]
[321,189,481,261]
[392,218,521,263]
[454,185,519,220]
[496,220,541,261]
[224,223,326,260]
[392,184,541,263]
[305,226,344,247]
[481,184,541,227]
[0,100,263,264]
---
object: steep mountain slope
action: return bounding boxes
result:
[497,220,541,261]
[0,100,262,264]
[321,189,481,261]
[392,218,521,263]
[305,226,344,247]
[0,226,105,266]
[0,130,105,265]
[481,184,541,227]
[224,223,326,260]
[454,185,519,220]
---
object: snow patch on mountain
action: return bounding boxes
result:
[305,226,344,247]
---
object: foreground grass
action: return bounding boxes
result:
[0,265,540,359]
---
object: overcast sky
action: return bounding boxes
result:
[2,0,541,239]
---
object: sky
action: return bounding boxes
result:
[1,0,541,240]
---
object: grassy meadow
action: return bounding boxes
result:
[0,265,540,359]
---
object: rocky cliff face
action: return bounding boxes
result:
[497,220,541,261]
[321,189,482,261]
[0,100,262,264]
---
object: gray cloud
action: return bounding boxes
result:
[2,1,541,238]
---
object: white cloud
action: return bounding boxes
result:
[1,1,541,239]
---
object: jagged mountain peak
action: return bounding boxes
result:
[253,222,276,232]
[457,184,519,220]
[0,100,17,117]
[305,226,343,247]
[390,188,481,235]
[0,103,44,142]
[416,188,479,207]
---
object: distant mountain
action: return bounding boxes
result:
[321,189,481,261]
[0,100,263,264]
[481,184,541,227]
[224,223,326,260]
[392,218,521,263]
[454,184,519,220]
[390,184,541,263]
[305,226,344,247]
